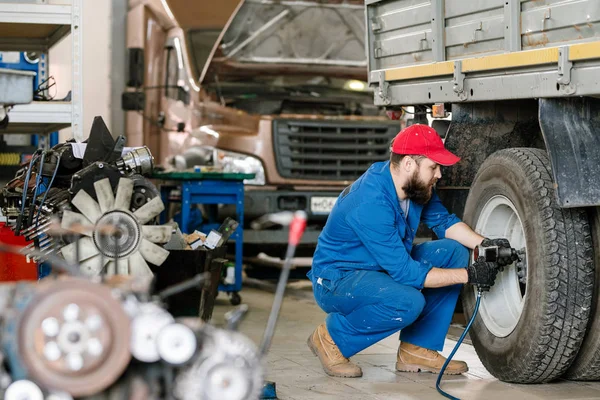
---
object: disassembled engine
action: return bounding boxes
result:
[0,117,267,399]
[0,116,171,276]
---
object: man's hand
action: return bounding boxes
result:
[467,258,499,292]
[480,237,515,267]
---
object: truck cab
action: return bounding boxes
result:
[125,0,399,257]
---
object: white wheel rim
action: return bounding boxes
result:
[475,195,527,337]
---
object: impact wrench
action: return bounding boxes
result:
[436,243,521,400]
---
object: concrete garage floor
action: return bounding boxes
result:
[212,286,600,400]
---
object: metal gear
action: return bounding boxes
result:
[18,279,131,397]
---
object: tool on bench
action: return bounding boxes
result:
[436,241,523,400]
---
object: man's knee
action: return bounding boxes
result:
[384,288,425,326]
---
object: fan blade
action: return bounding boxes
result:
[71,190,102,224]
[60,242,77,264]
[134,197,165,225]
[139,239,169,266]
[115,258,129,275]
[61,210,93,237]
[105,261,116,277]
[79,255,109,277]
[61,237,99,263]
[129,251,154,276]
[142,225,172,243]
[94,178,114,213]
[114,178,134,211]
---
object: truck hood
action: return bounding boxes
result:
[198,0,368,83]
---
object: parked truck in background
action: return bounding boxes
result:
[365,0,600,384]
[125,0,399,258]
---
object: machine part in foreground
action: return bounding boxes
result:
[130,302,175,363]
[5,380,43,400]
[0,273,267,399]
[60,177,172,276]
[462,148,594,383]
[14,279,132,397]
[175,326,263,400]
[156,323,198,366]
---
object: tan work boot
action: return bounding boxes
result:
[396,342,468,375]
[307,323,363,378]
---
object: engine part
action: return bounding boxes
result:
[5,380,43,400]
[116,146,154,175]
[41,143,82,178]
[60,177,172,276]
[175,327,263,400]
[0,116,160,259]
[130,302,174,363]
[16,279,131,397]
[130,174,160,212]
[156,323,197,365]
[70,161,121,198]
[83,117,125,166]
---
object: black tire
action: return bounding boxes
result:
[565,207,600,380]
[462,148,594,383]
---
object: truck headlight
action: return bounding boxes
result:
[218,150,265,185]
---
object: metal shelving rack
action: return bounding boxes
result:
[0,0,83,141]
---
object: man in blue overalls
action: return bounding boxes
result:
[307,124,510,378]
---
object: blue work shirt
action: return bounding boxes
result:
[308,161,461,290]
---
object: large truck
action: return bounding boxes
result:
[365,0,600,384]
[124,0,399,258]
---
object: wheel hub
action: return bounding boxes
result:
[475,195,527,337]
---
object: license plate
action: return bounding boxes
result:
[310,196,337,214]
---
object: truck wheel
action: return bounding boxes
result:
[462,148,594,383]
[564,207,600,380]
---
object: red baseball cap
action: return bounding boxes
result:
[391,124,460,166]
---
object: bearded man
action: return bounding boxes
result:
[306,124,509,378]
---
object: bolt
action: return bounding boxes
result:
[41,317,60,337]
[98,163,104,168]
[44,341,61,362]
[87,338,104,357]
[66,353,84,372]
[85,315,103,332]
[140,188,146,194]
[63,304,80,322]
[68,332,81,344]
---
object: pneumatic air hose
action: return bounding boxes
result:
[436,291,482,400]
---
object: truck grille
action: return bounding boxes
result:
[273,119,398,180]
